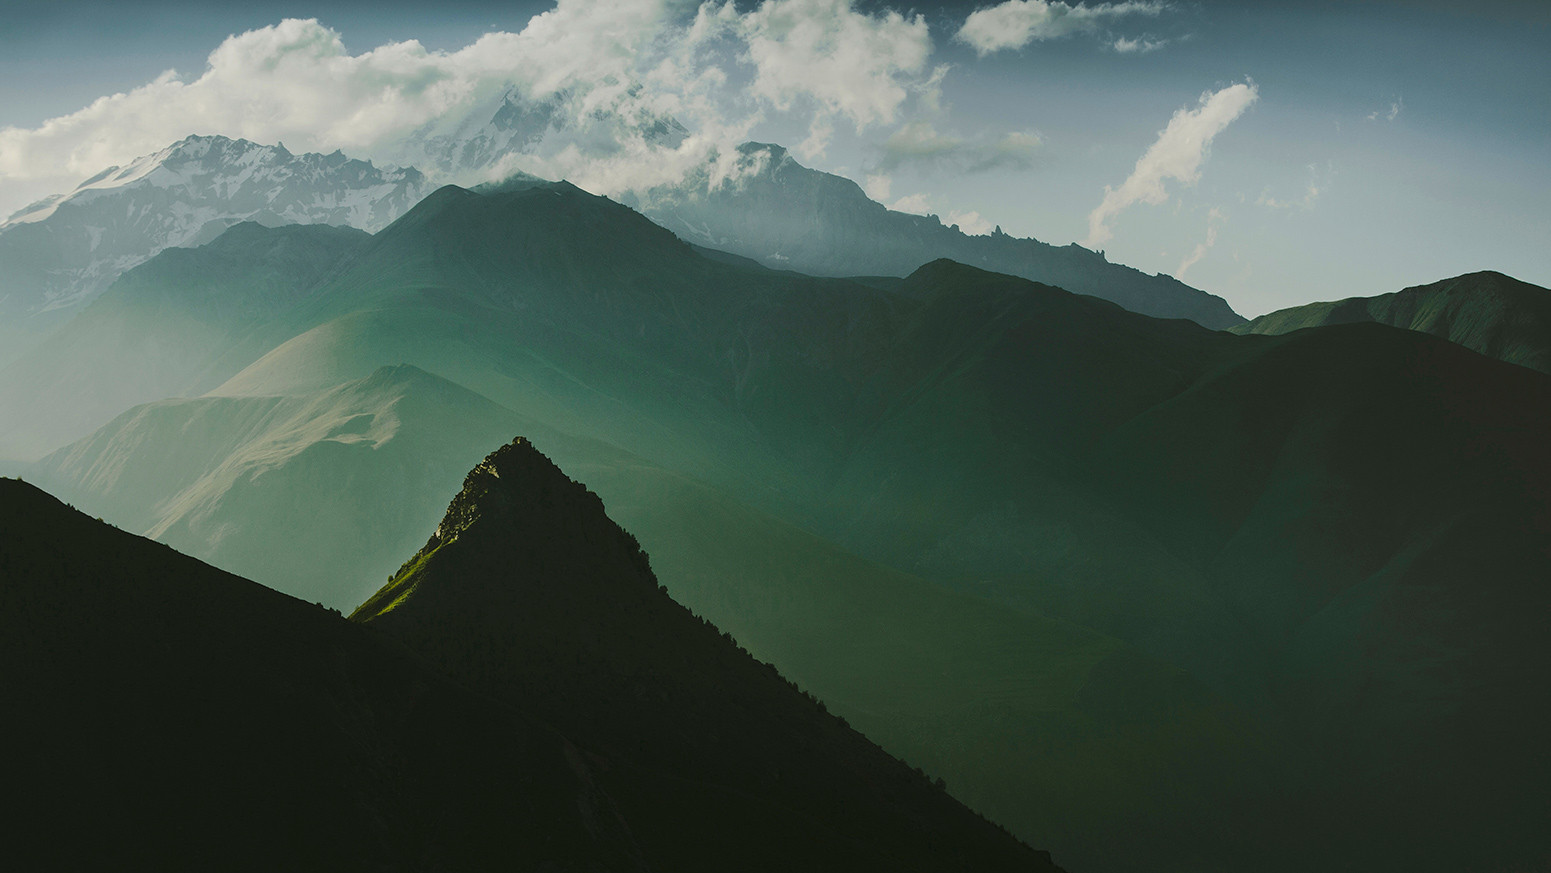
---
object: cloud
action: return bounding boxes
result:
[1176,206,1222,279]
[956,0,1166,56]
[877,122,1042,173]
[864,172,893,201]
[0,0,941,216]
[889,193,933,214]
[946,209,994,235]
[1367,96,1403,122]
[1256,163,1325,210]
[728,0,931,130]
[1112,36,1168,53]
[1084,81,1258,247]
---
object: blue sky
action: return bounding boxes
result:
[2,0,1546,317]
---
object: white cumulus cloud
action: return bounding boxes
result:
[878,122,1043,173]
[1256,163,1326,210]
[946,209,995,235]
[0,0,941,217]
[727,0,931,129]
[1112,36,1168,53]
[1085,81,1258,247]
[956,0,1166,56]
[1367,96,1403,122]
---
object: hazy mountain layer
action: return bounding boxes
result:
[29,178,1551,871]
[36,361,1247,869]
[0,221,369,460]
[353,437,1061,873]
[1233,269,1551,373]
[628,142,1244,329]
[36,365,537,607]
[0,135,426,364]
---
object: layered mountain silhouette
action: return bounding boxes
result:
[1234,269,1551,373]
[34,361,1245,872]
[0,135,425,363]
[628,142,1244,328]
[1,443,1060,871]
[36,365,530,606]
[11,173,1551,871]
[0,220,370,459]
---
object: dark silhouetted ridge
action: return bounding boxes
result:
[0,476,647,872]
[354,438,1062,873]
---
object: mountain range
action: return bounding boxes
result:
[0,132,1240,376]
[627,142,1244,329]
[14,174,1551,871]
[1234,269,1551,373]
[4,128,1551,873]
[0,135,426,364]
[2,440,1058,871]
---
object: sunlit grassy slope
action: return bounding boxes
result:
[1234,270,1551,374]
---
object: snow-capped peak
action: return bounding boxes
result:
[0,136,432,325]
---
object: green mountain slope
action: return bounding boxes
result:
[37,359,1244,871]
[1233,270,1551,373]
[352,438,1062,873]
[1090,323,1551,870]
[25,178,1551,871]
[0,476,647,872]
[37,364,533,607]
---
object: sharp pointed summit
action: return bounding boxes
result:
[354,437,1061,873]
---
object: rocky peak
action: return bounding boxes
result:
[356,437,657,624]
[0,136,432,336]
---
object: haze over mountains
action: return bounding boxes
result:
[628,142,1244,329]
[9,165,1550,871]
[0,136,426,364]
[3,442,1057,871]
[0,132,1239,379]
[4,122,1551,872]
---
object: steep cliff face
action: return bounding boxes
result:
[355,437,1063,873]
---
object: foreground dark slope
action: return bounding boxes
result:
[2,465,1061,871]
[36,358,1237,873]
[352,438,1060,873]
[1234,270,1551,374]
[630,142,1244,329]
[0,477,645,872]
